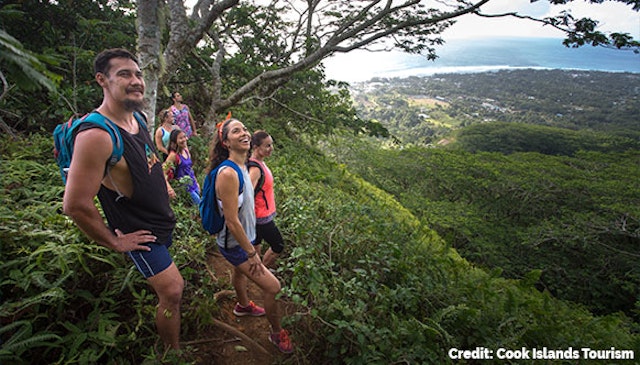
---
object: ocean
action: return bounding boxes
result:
[323,37,640,82]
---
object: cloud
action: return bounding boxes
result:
[445,0,639,39]
[561,1,640,37]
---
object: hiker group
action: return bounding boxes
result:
[57,48,293,356]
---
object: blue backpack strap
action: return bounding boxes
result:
[217,160,245,249]
[219,159,244,194]
[82,111,146,165]
[133,111,149,132]
[82,112,123,167]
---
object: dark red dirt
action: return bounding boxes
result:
[184,252,297,365]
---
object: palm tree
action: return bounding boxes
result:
[0,28,60,135]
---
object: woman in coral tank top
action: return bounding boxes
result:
[248,130,285,270]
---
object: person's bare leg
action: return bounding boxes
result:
[262,248,279,269]
[232,267,250,306]
[236,262,281,330]
[262,274,281,331]
[147,263,184,349]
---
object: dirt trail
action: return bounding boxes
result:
[185,252,288,364]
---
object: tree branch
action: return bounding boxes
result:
[146,0,638,118]
[183,319,272,357]
[163,0,239,84]
[0,71,17,138]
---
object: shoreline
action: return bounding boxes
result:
[346,67,640,86]
[324,37,640,83]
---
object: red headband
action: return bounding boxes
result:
[217,112,233,145]
[216,121,224,142]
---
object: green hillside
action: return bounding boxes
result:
[337,69,640,323]
[325,137,640,319]
[1,128,639,363]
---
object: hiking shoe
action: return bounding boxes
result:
[269,329,293,354]
[233,301,265,317]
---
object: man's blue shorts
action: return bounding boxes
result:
[127,236,173,279]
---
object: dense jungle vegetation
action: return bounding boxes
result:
[2,2,640,364]
[337,70,640,320]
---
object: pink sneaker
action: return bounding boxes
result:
[233,301,265,317]
[269,329,293,353]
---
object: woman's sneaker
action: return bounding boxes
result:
[233,301,265,317]
[269,329,293,353]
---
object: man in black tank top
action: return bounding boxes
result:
[62,49,183,350]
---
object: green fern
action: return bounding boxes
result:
[0,320,61,359]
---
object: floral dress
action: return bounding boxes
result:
[171,105,193,138]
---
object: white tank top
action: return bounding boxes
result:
[215,165,255,249]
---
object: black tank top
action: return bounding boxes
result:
[80,118,176,243]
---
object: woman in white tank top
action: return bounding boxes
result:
[204,116,293,353]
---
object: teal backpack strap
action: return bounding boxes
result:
[84,111,146,164]
[83,112,126,201]
[83,112,124,166]
[133,111,149,132]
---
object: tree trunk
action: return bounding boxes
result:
[137,0,162,136]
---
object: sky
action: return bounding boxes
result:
[182,0,639,80]
[184,0,639,39]
[319,1,639,81]
[444,0,639,39]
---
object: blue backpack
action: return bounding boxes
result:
[53,111,145,184]
[199,159,245,235]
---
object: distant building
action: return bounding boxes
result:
[437,138,452,146]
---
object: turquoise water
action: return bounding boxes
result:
[324,37,640,82]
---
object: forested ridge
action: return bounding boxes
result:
[337,69,640,320]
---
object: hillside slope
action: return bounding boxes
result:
[1,133,638,364]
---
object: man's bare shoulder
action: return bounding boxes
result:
[73,127,113,160]
[75,126,111,143]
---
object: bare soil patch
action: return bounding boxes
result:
[184,252,297,365]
